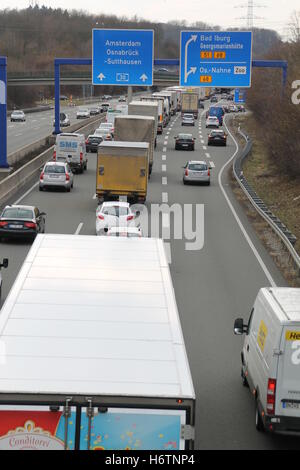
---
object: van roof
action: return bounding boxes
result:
[265,288,300,322]
[57,133,84,138]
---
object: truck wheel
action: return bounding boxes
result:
[255,403,265,432]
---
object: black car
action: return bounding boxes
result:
[210,96,218,103]
[89,107,100,115]
[100,103,110,113]
[174,133,195,151]
[86,135,103,153]
[207,129,227,146]
[0,205,46,241]
[198,100,205,109]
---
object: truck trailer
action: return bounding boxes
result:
[0,234,196,450]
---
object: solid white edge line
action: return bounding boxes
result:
[219,116,277,287]
[74,222,84,235]
[162,192,168,203]
[13,182,39,205]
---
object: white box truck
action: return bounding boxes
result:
[0,234,195,450]
[140,96,164,134]
[234,287,300,435]
[128,100,158,148]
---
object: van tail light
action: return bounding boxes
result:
[53,150,56,161]
[65,173,70,181]
[80,152,83,162]
[85,139,89,144]
[185,169,189,176]
[40,172,44,180]
[207,169,210,176]
[98,214,105,220]
[127,215,134,221]
[0,221,8,227]
[267,378,276,415]
[24,222,37,229]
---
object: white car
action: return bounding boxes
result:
[99,122,114,136]
[107,227,143,238]
[206,116,220,128]
[93,128,113,141]
[10,110,26,122]
[76,107,90,119]
[96,202,137,236]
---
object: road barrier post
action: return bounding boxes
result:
[0,56,8,169]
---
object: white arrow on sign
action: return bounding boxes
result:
[184,34,197,83]
[97,73,106,81]
[140,74,148,82]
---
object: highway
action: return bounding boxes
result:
[0,99,299,450]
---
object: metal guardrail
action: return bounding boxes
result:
[233,128,300,276]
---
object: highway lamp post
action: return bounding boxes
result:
[0,56,9,169]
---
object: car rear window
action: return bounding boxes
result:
[2,208,33,219]
[178,134,193,140]
[188,163,207,171]
[44,165,65,174]
[102,206,129,217]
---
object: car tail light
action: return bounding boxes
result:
[207,169,210,176]
[267,378,276,415]
[0,221,8,227]
[40,171,44,180]
[127,215,134,221]
[85,139,89,144]
[185,169,189,176]
[24,222,36,229]
[53,150,56,161]
[65,173,70,181]
[98,214,105,220]
[80,152,83,162]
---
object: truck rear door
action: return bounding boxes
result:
[276,327,300,417]
[79,407,188,450]
[0,404,76,450]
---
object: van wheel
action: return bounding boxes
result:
[241,369,249,387]
[255,403,265,432]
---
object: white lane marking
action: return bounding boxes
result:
[219,116,277,287]
[209,161,215,168]
[162,176,168,185]
[15,133,23,136]
[74,222,84,235]
[203,146,207,150]
[162,192,168,203]
[201,139,204,144]
[206,152,210,158]
[162,164,167,172]
[164,242,172,264]
[163,147,167,152]
[13,182,39,205]
[92,193,97,199]
[162,154,166,161]
[164,141,168,145]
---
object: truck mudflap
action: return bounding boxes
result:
[0,404,194,450]
[97,191,146,203]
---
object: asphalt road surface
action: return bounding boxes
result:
[0,100,299,449]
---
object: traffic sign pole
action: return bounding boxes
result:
[0,56,8,169]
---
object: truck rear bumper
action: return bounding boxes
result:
[264,415,300,435]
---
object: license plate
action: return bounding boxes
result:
[182,144,188,147]
[283,402,300,410]
[50,175,59,178]
[9,224,22,229]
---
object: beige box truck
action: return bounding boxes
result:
[114,115,155,176]
[128,100,158,149]
[96,141,149,203]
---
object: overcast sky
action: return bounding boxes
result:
[1,0,299,38]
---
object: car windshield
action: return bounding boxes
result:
[2,208,33,219]
[101,206,129,217]
[211,131,224,136]
[79,108,88,112]
[90,137,102,142]
[178,134,193,139]
[188,163,207,171]
[13,111,23,114]
[44,165,65,174]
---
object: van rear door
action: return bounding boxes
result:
[276,326,300,417]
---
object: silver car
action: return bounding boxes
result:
[39,162,74,192]
[96,202,137,236]
[183,161,211,186]
[76,107,90,119]
[10,110,26,122]
[182,114,195,126]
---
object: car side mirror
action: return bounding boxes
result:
[209,166,212,170]
[135,211,141,217]
[1,258,9,268]
[40,212,46,216]
[234,318,247,335]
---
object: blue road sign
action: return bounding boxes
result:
[92,29,154,86]
[234,88,247,103]
[180,31,252,88]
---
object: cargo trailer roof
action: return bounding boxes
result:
[99,141,149,149]
[0,234,195,400]
[266,288,300,322]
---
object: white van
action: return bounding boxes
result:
[234,288,300,434]
[54,133,87,173]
